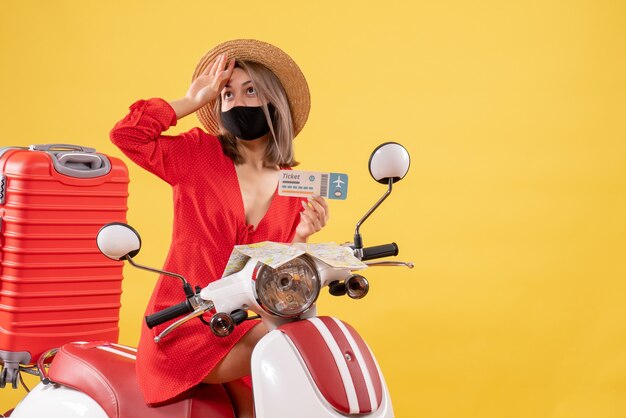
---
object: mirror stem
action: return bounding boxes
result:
[124,256,195,297]
[354,178,393,252]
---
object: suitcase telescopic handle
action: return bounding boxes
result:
[29,144,96,153]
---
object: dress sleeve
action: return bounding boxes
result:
[109,98,205,185]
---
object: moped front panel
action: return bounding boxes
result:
[251,318,393,418]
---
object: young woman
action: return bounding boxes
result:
[110,39,328,418]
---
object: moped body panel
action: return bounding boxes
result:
[252,317,394,417]
[11,383,108,418]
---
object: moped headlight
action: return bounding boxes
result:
[254,255,320,318]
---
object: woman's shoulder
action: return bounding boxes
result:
[184,126,216,141]
[177,128,230,168]
[183,128,222,150]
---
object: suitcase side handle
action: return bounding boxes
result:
[29,144,96,153]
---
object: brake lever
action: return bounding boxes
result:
[154,300,214,343]
[364,261,414,268]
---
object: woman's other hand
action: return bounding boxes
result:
[170,53,235,120]
[293,195,330,243]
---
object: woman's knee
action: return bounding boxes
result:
[202,322,267,384]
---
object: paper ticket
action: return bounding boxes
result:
[278,170,348,200]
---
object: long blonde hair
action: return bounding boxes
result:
[214,61,298,168]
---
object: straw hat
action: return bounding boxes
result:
[192,39,311,137]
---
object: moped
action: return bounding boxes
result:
[3,142,412,418]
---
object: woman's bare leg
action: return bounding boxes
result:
[224,379,254,418]
[202,323,267,417]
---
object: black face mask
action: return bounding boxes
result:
[220,104,274,141]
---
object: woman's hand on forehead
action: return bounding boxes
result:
[188,53,236,107]
[170,53,235,120]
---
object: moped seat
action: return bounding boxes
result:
[47,341,234,418]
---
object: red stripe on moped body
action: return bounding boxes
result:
[318,316,372,412]
[336,319,384,408]
[279,319,350,412]
[278,316,383,414]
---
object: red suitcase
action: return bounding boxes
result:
[0,144,129,387]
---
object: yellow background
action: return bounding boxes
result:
[1,0,625,416]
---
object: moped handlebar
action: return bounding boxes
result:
[145,300,194,329]
[361,242,399,261]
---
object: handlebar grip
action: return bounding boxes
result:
[361,243,399,261]
[145,301,193,329]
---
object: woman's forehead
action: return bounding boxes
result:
[226,67,252,87]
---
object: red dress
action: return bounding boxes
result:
[110,98,304,404]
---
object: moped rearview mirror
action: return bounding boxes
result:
[368,142,411,184]
[354,142,410,253]
[96,222,142,260]
[96,222,194,296]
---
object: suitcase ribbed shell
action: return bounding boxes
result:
[0,146,129,364]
